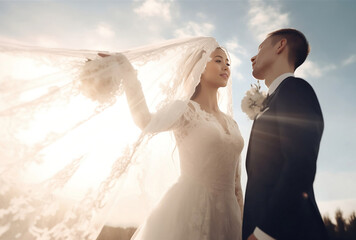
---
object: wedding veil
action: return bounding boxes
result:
[0,37,233,239]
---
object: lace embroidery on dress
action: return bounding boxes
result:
[173,100,234,141]
[179,103,244,213]
[172,102,199,143]
[160,100,243,240]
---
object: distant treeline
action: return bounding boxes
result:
[96,209,356,240]
[323,209,356,240]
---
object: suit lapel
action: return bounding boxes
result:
[246,77,294,171]
[245,120,255,172]
[257,76,294,115]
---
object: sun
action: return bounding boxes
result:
[1,52,144,200]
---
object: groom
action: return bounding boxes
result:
[243,28,329,240]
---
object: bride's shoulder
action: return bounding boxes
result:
[223,113,239,127]
[183,100,200,118]
[185,100,203,116]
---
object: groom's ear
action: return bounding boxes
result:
[276,38,288,54]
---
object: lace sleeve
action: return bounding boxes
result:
[235,156,244,215]
[115,53,151,130]
[123,72,151,130]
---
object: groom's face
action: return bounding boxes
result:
[251,37,276,80]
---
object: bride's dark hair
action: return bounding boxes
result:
[190,46,230,100]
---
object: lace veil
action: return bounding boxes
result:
[0,37,233,239]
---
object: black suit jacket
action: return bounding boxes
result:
[242,77,328,240]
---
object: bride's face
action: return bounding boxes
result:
[201,48,230,88]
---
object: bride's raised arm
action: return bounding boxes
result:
[98,53,151,130]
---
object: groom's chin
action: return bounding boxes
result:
[252,73,265,81]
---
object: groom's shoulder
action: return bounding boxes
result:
[282,76,311,88]
[280,76,315,93]
[277,77,320,107]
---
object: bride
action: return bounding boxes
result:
[0,37,243,240]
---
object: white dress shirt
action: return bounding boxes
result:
[267,72,294,95]
[253,72,294,240]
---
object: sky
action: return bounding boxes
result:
[0,0,355,224]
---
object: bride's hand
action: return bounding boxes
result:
[96,52,148,129]
[98,53,110,58]
[85,52,110,62]
[98,53,135,76]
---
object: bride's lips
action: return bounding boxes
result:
[220,73,229,79]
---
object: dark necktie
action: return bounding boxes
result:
[261,93,270,111]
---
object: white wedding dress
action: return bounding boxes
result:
[131,100,244,240]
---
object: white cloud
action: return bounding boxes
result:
[225,41,239,51]
[33,35,60,48]
[342,54,356,66]
[233,71,245,82]
[229,52,242,67]
[248,0,290,42]
[315,171,356,201]
[323,64,337,72]
[71,22,121,51]
[223,38,248,82]
[96,23,115,38]
[196,12,207,19]
[174,21,215,38]
[228,52,244,81]
[224,38,248,57]
[295,60,322,78]
[134,0,173,21]
[295,60,337,79]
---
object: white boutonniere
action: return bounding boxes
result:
[241,80,267,120]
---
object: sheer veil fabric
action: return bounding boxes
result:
[0,37,235,239]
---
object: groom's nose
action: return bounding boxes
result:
[251,55,256,62]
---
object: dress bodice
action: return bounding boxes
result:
[173,101,244,192]
[131,100,245,240]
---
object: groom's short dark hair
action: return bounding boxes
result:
[268,28,310,70]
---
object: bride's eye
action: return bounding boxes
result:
[215,59,222,63]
